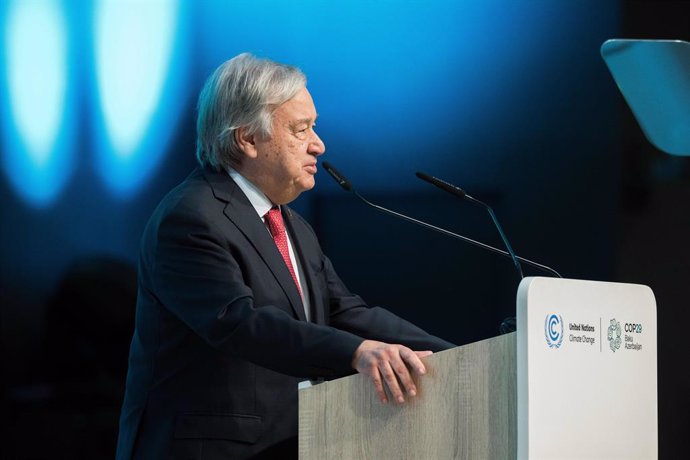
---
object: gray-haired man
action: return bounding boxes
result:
[116,53,453,460]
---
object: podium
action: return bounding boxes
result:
[299,277,658,459]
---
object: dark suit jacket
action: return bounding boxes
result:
[116,167,453,460]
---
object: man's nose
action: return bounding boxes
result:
[308,131,325,156]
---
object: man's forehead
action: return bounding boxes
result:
[274,91,318,122]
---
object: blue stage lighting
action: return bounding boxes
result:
[92,0,187,198]
[196,0,596,191]
[1,0,74,207]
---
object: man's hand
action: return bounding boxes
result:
[351,340,433,404]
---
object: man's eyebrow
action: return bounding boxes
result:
[291,116,318,127]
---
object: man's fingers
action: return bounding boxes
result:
[370,366,388,404]
[352,341,435,405]
[400,347,427,375]
[379,361,405,403]
[390,353,417,398]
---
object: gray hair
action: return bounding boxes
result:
[195,53,307,170]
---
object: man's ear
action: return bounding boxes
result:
[234,127,258,159]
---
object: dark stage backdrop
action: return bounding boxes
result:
[0,1,687,458]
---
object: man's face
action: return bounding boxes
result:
[244,86,325,205]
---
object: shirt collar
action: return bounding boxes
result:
[227,167,275,218]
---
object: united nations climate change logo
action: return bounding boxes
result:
[608,318,622,352]
[544,314,564,348]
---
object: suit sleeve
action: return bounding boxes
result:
[147,201,363,379]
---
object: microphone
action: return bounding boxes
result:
[322,162,561,278]
[322,162,352,191]
[415,172,466,199]
[416,172,524,280]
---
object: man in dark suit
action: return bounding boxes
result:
[116,53,453,460]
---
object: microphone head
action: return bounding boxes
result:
[415,171,466,199]
[415,171,435,184]
[322,161,353,192]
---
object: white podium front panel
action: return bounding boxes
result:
[517,277,657,460]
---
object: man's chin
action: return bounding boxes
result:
[275,183,313,205]
[299,177,316,191]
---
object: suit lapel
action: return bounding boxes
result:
[203,168,306,321]
[283,207,326,325]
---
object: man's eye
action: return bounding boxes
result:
[295,124,315,135]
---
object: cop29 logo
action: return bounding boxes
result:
[544,313,564,348]
[608,318,622,352]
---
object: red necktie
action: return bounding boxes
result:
[265,207,302,298]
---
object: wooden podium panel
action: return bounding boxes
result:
[299,333,516,460]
